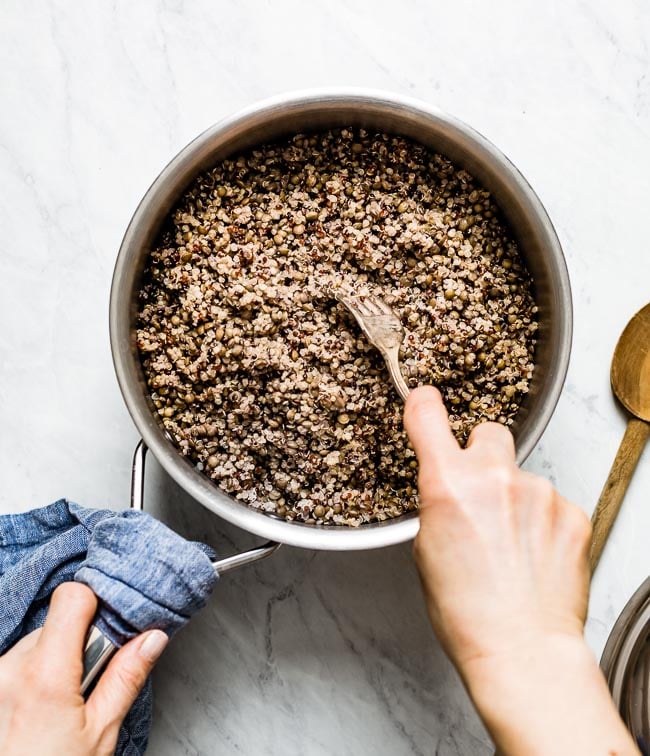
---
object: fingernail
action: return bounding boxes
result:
[139,630,168,662]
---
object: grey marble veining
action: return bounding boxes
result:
[1,0,650,753]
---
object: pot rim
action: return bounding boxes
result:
[110,88,572,550]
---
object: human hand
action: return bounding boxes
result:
[404,386,637,756]
[404,385,591,668]
[0,582,168,756]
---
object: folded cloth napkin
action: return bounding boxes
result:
[0,499,219,755]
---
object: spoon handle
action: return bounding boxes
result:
[589,417,650,574]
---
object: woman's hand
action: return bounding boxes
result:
[404,386,638,756]
[0,582,168,756]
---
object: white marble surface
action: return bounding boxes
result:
[1,0,649,753]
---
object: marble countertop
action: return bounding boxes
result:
[1,1,649,753]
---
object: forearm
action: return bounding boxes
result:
[461,636,639,756]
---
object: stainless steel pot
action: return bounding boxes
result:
[109,89,572,552]
[601,578,650,750]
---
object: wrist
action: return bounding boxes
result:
[461,634,637,755]
[462,631,591,697]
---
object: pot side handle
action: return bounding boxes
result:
[81,440,281,694]
[131,440,281,571]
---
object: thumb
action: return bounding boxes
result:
[403,386,459,468]
[87,630,168,731]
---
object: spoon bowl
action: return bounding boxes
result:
[611,303,650,421]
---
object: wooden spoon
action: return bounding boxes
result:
[589,303,650,573]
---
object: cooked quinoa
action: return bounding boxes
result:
[136,128,538,526]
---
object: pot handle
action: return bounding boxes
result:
[81,440,281,694]
[130,440,281,572]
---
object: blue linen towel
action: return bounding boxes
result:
[0,499,219,755]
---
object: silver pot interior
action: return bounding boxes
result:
[110,91,572,550]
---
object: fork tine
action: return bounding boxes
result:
[375,298,394,316]
[334,291,353,307]
[363,296,385,316]
[336,289,396,320]
[349,295,373,317]
[337,294,361,316]
[337,295,369,324]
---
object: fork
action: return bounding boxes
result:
[336,290,411,402]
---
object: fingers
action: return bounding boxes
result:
[404,386,459,467]
[466,421,516,463]
[38,583,98,682]
[87,630,168,732]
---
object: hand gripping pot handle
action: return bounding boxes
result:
[80,440,281,694]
